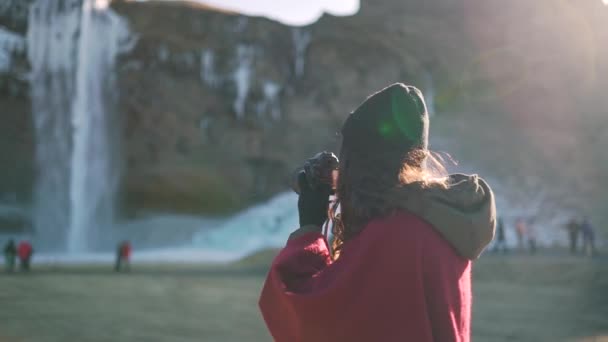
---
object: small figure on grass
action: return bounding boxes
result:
[17,240,33,271]
[3,239,16,272]
[114,241,132,272]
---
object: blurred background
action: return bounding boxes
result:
[0,0,607,341]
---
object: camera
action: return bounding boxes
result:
[291,151,339,195]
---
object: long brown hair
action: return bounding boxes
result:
[330,146,449,255]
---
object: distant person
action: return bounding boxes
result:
[121,241,132,271]
[3,239,16,272]
[259,84,496,341]
[17,240,33,271]
[566,218,580,254]
[580,217,596,257]
[115,241,132,272]
[515,218,527,251]
[493,217,508,253]
[527,221,537,255]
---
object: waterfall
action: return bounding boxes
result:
[27,0,133,252]
[0,26,25,72]
[292,28,311,78]
[157,43,169,63]
[200,48,218,87]
[261,81,281,120]
[232,44,253,119]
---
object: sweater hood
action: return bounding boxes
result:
[393,174,496,260]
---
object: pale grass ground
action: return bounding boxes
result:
[0,251,606,342]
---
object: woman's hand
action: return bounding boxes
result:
[297,171,333,227]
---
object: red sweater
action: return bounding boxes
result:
[259,210,471,342]
[121,243,132,259]
[17,242,32,260]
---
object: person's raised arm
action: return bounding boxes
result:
[269,171,333,292]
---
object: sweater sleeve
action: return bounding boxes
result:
[259,230,333,341]
[272,230,332,293]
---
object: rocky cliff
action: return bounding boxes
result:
[0,0,33,216]
[1,0,607,233]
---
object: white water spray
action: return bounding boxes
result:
[27,0,133,252]
[232,44,254,119]
[200,48,219,87]
[292,28,311,78]
[261,81,281,120]
[193,192,298,259]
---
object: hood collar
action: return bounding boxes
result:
[392,174,496,260]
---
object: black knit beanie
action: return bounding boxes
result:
[341,83,429,158]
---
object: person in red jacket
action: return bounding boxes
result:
[114,241,132,272]
[121,241,132,271]
[259,83,496,342]
[17,240,33,271]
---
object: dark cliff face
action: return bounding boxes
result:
[1,0,608,227]
[112,0,608,222]
[0,0,34,209]
[0,0,33,33]
[110,0,474,215]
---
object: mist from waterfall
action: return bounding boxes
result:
[27,0,133,252]
[192,192,298,260]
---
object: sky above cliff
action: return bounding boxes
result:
[184,0,360,26]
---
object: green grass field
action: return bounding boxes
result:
[0,252,606,342]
